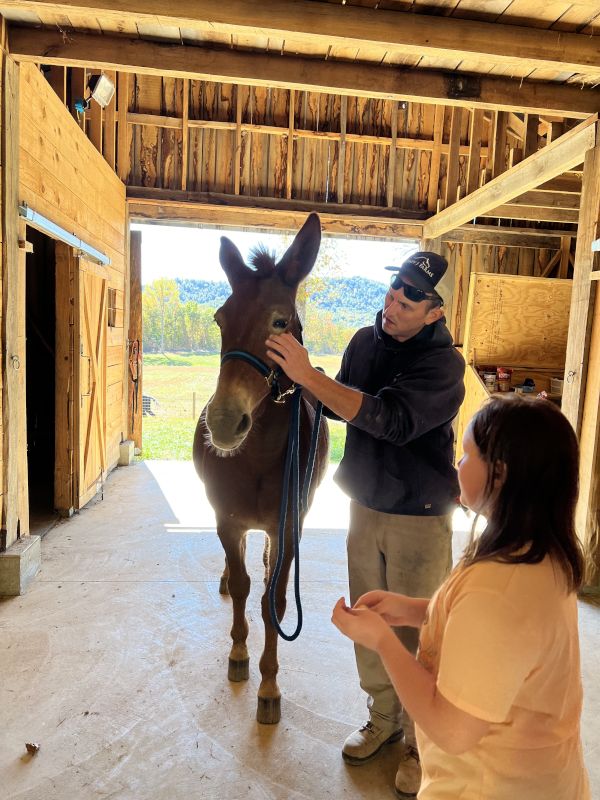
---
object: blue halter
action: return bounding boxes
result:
[219,348,324,641]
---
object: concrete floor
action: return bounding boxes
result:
[1,461,598,799]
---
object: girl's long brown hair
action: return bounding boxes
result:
[463,395,585,592]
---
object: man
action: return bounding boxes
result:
[266,251,465,798]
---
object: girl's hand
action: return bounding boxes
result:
[331,597,394,652]
[355,590,424,628]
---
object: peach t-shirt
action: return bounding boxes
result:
[416,556,590,800]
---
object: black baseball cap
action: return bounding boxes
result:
[385,251,448,294]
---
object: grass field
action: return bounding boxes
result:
[142,352,346,461]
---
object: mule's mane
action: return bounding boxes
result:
[248,245,278,277]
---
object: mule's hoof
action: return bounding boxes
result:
[219,576,229,595]
[228,657,249,682]
[257,696,281,724]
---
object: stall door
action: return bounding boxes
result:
[76,258,107,509]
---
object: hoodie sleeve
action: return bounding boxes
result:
[349,350,465,445]
[321,332,356,421]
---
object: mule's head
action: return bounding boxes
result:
[205,212,321,452]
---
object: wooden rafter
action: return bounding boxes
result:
[9,0,600,76]
[423,116,597,239]
[8,27,600,118]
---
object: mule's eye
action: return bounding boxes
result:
[273,319,288,329]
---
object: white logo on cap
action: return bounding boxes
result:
[414,257,434,278]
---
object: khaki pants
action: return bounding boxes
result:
[347,500,453,748]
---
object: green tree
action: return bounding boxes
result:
[143,279,180,353]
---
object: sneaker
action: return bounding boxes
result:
[342,720,403,765]
[394,744,421,798]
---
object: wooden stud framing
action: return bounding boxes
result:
[427,105,444,213]
[103,69,117,169]
[337,95,347,205]
[286,88,294,200]
[424,116,597,240]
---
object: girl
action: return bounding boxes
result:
[332,395,591,799]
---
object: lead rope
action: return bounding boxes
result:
[268,381,323,641]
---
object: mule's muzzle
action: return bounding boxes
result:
[205,404,252,451]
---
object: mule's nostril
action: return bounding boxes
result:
[236,414,251,436]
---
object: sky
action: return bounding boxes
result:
[132,223,418,286]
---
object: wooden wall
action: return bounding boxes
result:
[19,63,128,475]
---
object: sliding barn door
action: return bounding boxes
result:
[75,258,107,509]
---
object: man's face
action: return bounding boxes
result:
[382,275,443,341]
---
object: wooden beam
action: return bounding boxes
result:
[484,204,579,223]
[562,130,600,435]
[126,189,425,239]
[423,116,597,239]
[9,27,600,118]
[11,0,600,77]
[507,190,580,210]
[444,225,565,248]
[125,110,490,155]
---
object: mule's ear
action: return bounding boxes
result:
[277,213,321,287]
[219,236,251,286]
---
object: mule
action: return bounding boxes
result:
[192,212,329,724]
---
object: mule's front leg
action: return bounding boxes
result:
[257,532,293,724]
[218,526,251,682]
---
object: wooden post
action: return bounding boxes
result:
[491,110,508,178]
[466,109,484,195]
[386,100,398,208]
[444,107,463,210]
[127,230,143,450]
[89,71,103,153]
[562,127,600,435]
[182,78,189,191]
[427,105,444,213]
[70,66,86,130]
[285,88,294,200]
[117,72,130,182]
[103,69,117,169]
[2,56,29,546]
[337,95,347,204]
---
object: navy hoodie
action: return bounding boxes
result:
[331,310,465,515]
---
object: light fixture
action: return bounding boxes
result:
[74,73,116,114]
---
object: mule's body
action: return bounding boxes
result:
[192,213,329,723]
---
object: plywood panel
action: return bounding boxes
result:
[463,272,572,368]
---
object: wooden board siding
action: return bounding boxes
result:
[19,62,127,482]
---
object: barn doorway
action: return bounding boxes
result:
[25,227,58,533]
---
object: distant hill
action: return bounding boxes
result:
[173,275,386,328]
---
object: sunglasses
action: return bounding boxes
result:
[389,274,440,304]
